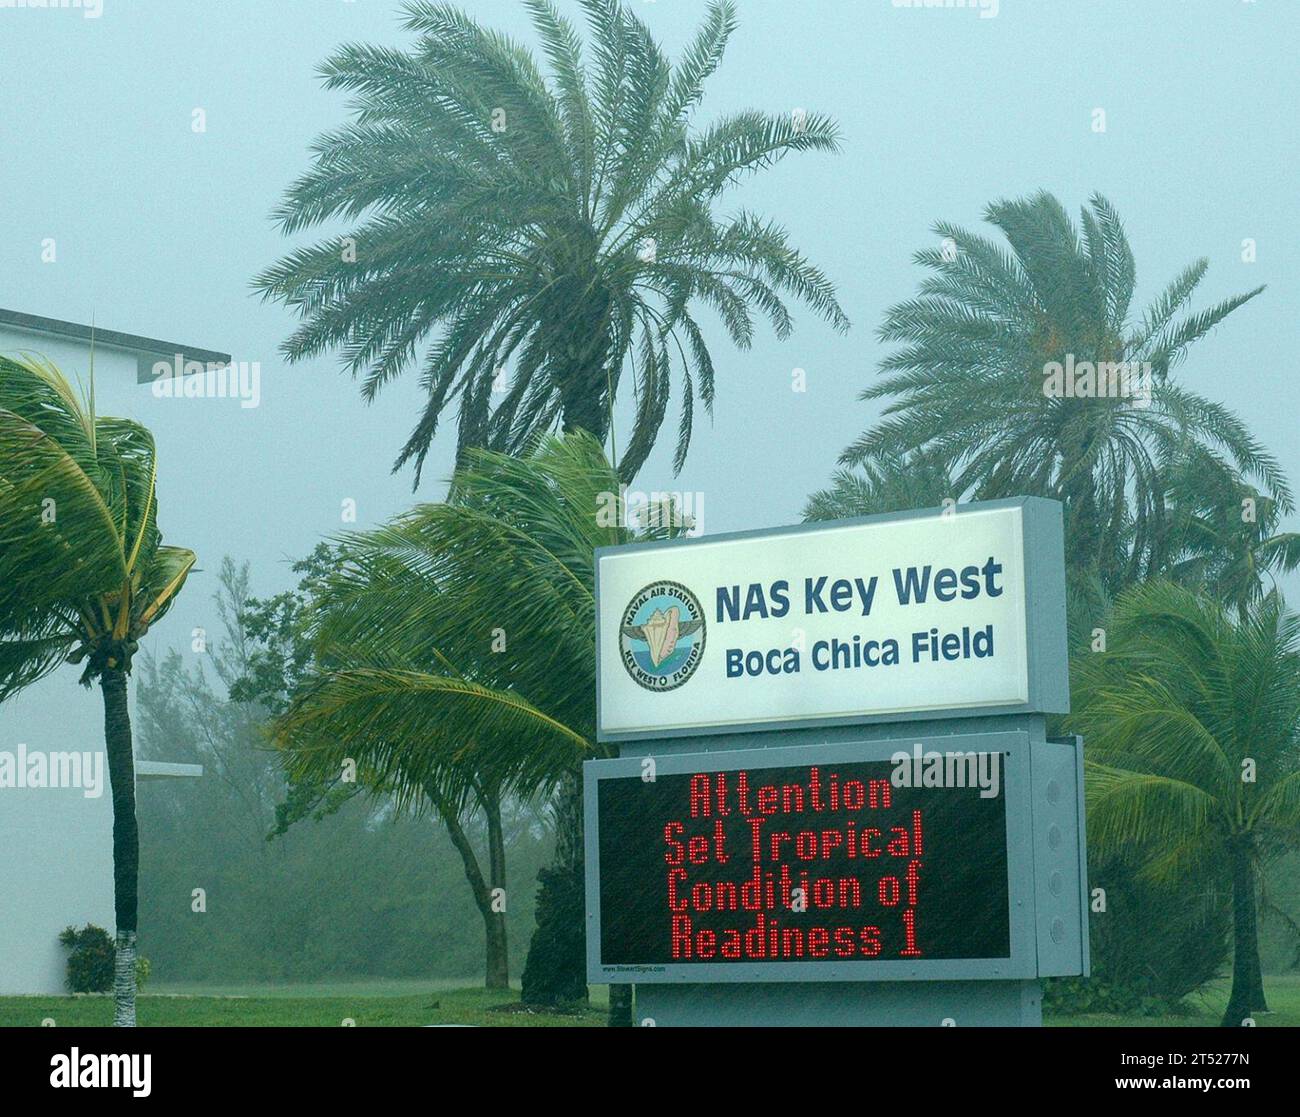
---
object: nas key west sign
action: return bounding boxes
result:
[596,497,1068,740]
[585,498,1083,1024]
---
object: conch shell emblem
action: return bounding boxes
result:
[618,581,706,690]
[630,607,681,666]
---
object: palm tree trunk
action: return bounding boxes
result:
[435,787,509,990]
[559,369,611,448]
[101,667,138,1027]
[1221,836,1267,1025]
[484,788,510,990]
[1061,443,1106,583]
[556,279,614,447]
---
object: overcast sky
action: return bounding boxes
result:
[1,0,1297,746]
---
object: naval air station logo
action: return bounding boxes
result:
[619,580,705,691]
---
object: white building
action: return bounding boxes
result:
[0,309,217,994]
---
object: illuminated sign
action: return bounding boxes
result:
[595,499,1068,741]
[585,731,1087,983]
[600,757,1008,965]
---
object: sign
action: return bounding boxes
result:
[599,758,1009,965]
[595,499,1067,741]
[585,731,1086,984]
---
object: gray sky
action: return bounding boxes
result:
[1,0,1296,690]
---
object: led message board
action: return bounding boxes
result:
[595,498,1067,742]
[582,731,1086,984]
[600,758,1008,965]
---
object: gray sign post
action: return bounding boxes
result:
[585,497,1085,1026]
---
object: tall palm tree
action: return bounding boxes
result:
[272,432,684,1014]
[0,355,195,1026]
[843,191,1287,592]
[1068,580,1300,1026]
[254,0,848,484]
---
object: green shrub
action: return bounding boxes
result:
[1043,975,1188,1017]
[1045,855,1229,1015]
[59,925,115,993]
[58,924,151,993]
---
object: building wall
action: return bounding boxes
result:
[0,683,115,995]
[0,333,136,993]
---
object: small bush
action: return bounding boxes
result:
[1043,975,1188,1017]
[59,925,151,993]
[59,925,115,993]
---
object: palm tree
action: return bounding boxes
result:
[1164,450,1300,619]
[803,450,954,522]
[0,355,195,1026]
[254,0,848,484]
[843,191,1287,592]
[1067,580,1300,1026]
[271,432,684,1015]
[232,543,517,988]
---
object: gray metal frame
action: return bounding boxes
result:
[594,496,1068,745]
[1058,734,1091,977]
[584,729,1040,984]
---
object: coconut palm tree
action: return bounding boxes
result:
[0,355,195,1026]
[1067,580,1300,1026]
[254,0,848,484]
[843,191,1287,592]
[271,432,684,1015]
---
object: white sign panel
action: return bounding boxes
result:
[597,505,1038,738]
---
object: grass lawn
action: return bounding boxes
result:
[2,975,1296,1027]
[1045,974,1300,1028]
[0,981,608,1027]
